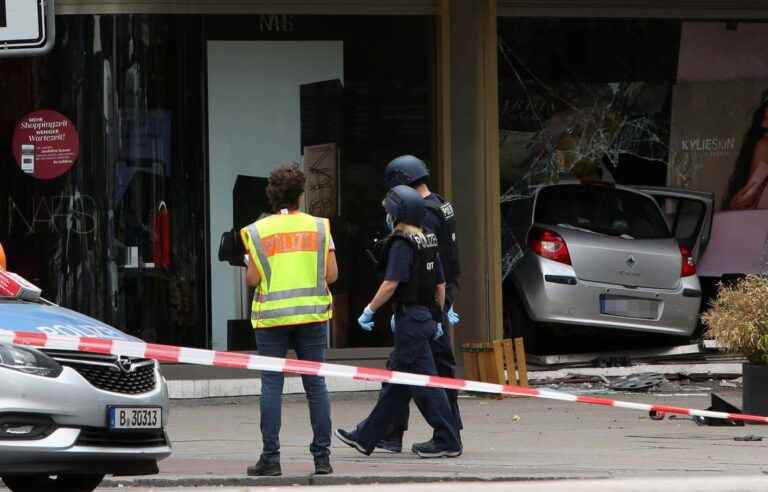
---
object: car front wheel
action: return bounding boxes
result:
[2,474,105,492]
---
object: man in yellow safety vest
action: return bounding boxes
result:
[240,163,338,477]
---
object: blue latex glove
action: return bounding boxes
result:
[358,306,375,332]
[447,307,460,326]
[390,314,396,333]
[434,322,444,340]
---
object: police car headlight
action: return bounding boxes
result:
[0,344,62,378]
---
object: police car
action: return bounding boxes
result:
[0,272,171,492]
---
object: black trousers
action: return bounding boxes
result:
[354,306,461,452]
[356,285,463,442]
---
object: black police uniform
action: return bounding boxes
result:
[375,193,463,444]
[353,230,461,453]
[424,193,461,293]
[423,193,462,424]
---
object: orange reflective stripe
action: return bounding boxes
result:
[261,231,319,257]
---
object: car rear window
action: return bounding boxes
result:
[535,185,672,239]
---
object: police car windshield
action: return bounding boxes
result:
[535,185,671,240]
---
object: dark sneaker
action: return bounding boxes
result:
[334,428,371,456]
[247,458,282,476]
[411,439,433,454]
[314,455,333,475]
[374,437,403,453]
[412,440,461,459]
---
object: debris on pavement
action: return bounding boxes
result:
[734,435,763,442]
[609,373,667,392]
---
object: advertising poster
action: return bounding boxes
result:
[670,22,768,276]
[669,82,768,276]
[669,81,768,210]
[11,110,80,180]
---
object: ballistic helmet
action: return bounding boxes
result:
[384,155,430,190]
[384,185,426,228]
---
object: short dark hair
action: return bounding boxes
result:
[267,162,305,211]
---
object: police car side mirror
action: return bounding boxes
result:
[218,230,246,267]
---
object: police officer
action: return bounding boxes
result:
[374,155,463,454]
[335,185,461,458]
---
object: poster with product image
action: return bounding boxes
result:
[669,81,768,210]
[669,82,768,276]
[11,110,80,180]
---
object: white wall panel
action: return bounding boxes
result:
[207,41,343,349]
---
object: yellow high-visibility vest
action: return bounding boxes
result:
[240,212,332,329]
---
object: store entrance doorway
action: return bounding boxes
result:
[207,40,344,350]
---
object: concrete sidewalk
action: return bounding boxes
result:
[103,388,768,488]
[101,477,768,492]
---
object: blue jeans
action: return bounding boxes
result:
[255,322,331,464]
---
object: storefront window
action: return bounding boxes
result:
[0,15,208,347]
[497,18,768,346]
[205,15,436,349]
[497,18,681,279]
[1,13,434,351]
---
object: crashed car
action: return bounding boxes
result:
[0,273,171,492]
[502,182,713,352]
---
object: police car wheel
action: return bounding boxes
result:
[2,474,105,492]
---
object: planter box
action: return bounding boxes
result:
[743,363,768,417]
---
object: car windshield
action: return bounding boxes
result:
[535,185,672,240]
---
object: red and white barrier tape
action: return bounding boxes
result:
[4,331,767,424]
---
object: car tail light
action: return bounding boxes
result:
[680,245,696,277]
[528,226,572,265]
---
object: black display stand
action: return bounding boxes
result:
[227,319,257,351]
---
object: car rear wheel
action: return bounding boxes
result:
[503,294,540,354]
[2,474,105,492]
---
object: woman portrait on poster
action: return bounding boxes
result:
[725,92,768,210]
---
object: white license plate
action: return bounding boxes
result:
[601,296,659,320]
[108,407,162,430]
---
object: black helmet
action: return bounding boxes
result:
[384,155,430,190]
[383,185,425,228]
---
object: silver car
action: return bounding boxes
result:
[503,182,713,352]
[0,292,172,492]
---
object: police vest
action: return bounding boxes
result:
[240,212,333,329]
[380,230,440,309]
[425,194,460,285]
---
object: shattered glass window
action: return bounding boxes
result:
[498,19,681,279]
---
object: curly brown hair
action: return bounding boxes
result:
[267,162,306,211]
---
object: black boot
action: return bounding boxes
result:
[247,458,282,476]
[314,455,333,475]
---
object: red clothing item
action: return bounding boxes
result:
[152,202,171,269]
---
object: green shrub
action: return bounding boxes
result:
[702,275,768,365]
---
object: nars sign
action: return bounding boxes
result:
[259,15,295,33]
[0,0,55,58]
